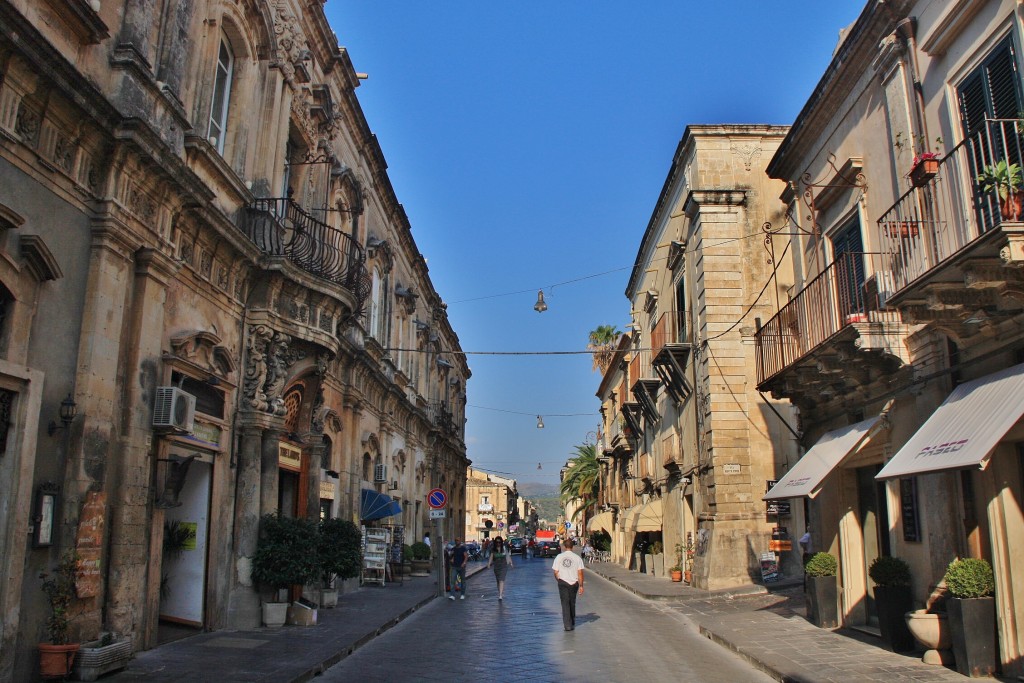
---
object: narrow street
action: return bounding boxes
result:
[317,556,774,682]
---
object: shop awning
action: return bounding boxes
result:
[764,415,881,500]
[619,505,638,531]
[360,488,402,521]
[587,511,614,533]
[876,362,1024,480]
[632,499,663,532]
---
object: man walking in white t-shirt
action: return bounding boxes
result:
[551,538,585,631]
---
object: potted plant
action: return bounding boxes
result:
[683,539,695,584]
[868,556,915,652]
[943,557,997,677]
[410,541,432,575]
[977,159,1023,220]
[669,543,684,582]
[38,552,80,679]
[649,541,664,577]
[317,517,362,608]
[894,132,944,187]
[73,631,133,681]
[804,552,839,628]
[250,513,320,628]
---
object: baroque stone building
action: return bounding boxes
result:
[758,1,1024,673]
[464,467,518,542]
[0,1,468,680]
[597,126,799,588]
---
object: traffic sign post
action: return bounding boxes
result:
[426,488,448,597]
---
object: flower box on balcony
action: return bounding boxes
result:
[909,156,939,187]
[884,221,919,239]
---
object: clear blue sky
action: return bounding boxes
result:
[325,2,864,487]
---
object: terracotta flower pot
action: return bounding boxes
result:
[910,158,939,187]
[1001,192,1023,221]
[684,570,692,584]
[38,642,79,679]
[670,569,682,582]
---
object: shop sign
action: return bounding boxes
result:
[190,421,222,446]
[723,463,741,474]
[279,442,302,471]
[319,480,336,500]
[75,492,106,598]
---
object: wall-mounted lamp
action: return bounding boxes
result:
[536,415,544,429]
[533,290,548,313]
[47,393,77,437]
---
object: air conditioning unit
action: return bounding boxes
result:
[153,387,196,432]
[373,463,387,483]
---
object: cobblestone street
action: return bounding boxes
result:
[318,556,774,683]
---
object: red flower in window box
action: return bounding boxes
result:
[910,153,940,187]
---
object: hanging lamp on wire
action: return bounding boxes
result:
[533,290,548,313]
[536,415,545,429]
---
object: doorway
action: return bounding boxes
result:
[856,464,890,627]
[159,458,212,631]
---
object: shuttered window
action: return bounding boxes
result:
[831,218,865,316]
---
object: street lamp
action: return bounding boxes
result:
[47,393,77,436]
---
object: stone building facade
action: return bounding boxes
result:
[464,467,518,542]
[758,0,1024,674]
[601,125,799,589]
[0,1,468,680]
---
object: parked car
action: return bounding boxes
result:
[536,541,560,558]
[508,537,526,555]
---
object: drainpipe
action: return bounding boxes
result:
[895,17,931,144]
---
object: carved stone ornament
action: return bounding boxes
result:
[274,3,311,87]
[170,330,236,378]
[244,325,274,412]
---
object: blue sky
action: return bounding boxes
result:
[325,2,865,487]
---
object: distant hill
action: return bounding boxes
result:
[518,481,558,498]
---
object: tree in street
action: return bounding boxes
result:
[559,443,600,523]
[587,325,622,374]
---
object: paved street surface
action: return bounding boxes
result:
[103,556,976,683]
[318,554,773,683]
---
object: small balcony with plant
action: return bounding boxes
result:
[754,251,909,408]
[879,118,1024,332]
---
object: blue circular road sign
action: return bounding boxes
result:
[427,488,447,509]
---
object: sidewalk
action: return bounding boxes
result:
[104,563,488,683]
[587,561,969,682]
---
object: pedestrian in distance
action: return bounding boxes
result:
[448,539,469,601]
[486,536,514,600]
[423,531,431,551]
[526,538,535,560]
[551,538,584,631]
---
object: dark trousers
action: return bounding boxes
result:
[449,565,467,597]
[557,579,578,629]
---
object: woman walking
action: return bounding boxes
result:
[486,536,514,600]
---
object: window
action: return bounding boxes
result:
[208,36,234,154]
[831,218,865,316]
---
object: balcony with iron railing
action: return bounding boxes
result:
[428,401,460,438]
[755,251,908,402]
[879,118,1024,325]
[240,197,368,303]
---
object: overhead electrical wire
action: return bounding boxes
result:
[446,227,769,305]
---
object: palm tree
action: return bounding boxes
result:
[587,325,622,374]
[559,443,600,523]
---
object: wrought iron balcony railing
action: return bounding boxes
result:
[879,118,1024,295]
[240,197,367,295]
[755,252,901,385]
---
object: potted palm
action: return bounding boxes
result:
[38,552,80,679]
[977,160,1023,221]
[250,513,320,628]
[804,552,839,628]
[317,517,362,608]
[943,558,997,677]
[868,556,915,652]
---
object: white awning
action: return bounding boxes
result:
[764,416,881,500]
[586,511,614,533]
[632,499,663,532]
[876,362,1024,480]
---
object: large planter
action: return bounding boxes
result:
[948,596,997,677]
[806,576,839,628]
[906,609,953,666]
[39,643,80,680]
[320,588,338,609]
[670,569,682,582]
[262,601,288,628]
[684,569,693,584]
[874,586,915,652]
[410,559,431,576]
[73,637,132,681]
